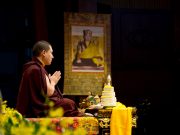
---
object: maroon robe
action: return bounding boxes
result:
[16,57,80,117]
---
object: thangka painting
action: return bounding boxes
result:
[63,12,111,95]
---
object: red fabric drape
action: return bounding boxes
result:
[33,0,48,41]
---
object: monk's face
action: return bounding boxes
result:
[84,33,92,41]
[43,45,54,65]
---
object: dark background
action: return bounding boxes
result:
[1,0,180,134]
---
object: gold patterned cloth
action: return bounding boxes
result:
[27,117,99,135]
[110,102,133,135]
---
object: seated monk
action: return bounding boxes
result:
[73,29,104,67]
[16,40,84,117]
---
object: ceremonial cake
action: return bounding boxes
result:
[101,75,117,107]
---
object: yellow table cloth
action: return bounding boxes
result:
[110,102,133,135]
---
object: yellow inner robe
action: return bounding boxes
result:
[80,39,104,67]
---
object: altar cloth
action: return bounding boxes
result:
[110,102,133,135]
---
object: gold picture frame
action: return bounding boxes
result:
[64,12,111,95]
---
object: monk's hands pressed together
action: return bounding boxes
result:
[49,71,61,86]
[46,71,61,96]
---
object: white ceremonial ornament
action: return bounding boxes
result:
[101,74,117,107]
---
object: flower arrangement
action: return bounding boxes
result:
[0,99,86,135]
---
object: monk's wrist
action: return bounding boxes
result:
[51,82,56,87]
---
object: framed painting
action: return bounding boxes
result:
[64,12,111,95]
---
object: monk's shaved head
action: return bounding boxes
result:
[32,40,51,57]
